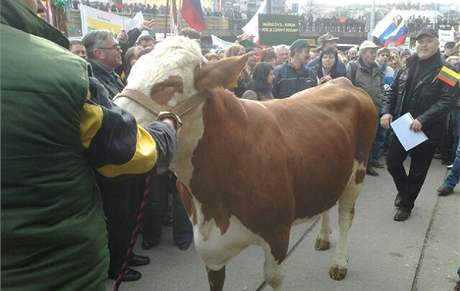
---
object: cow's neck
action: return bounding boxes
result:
[171,90,243,188]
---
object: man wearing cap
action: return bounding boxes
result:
[273,39,317,98]
[136,30,156,49]
[347,40,385,176]
[443,41,456,60]
[381,28,459,221]
[306,33,346,76]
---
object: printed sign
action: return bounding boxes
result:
[258,14,299,46]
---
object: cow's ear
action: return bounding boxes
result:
[194,54,249,91]
[149,75,184,105]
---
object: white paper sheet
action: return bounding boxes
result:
[390,112,428,151]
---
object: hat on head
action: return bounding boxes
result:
[415,28,438,40]
[445,41,455,48]
[290,39,310,51]
[359,40,379,51]
[317,33,339,47]
[136,30,155,43]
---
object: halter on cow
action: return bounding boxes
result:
[114,36,377,291]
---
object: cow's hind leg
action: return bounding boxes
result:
[315,210,331,251]
[206,265,225,291]
[329,163,364,280]
[262,232,289,291]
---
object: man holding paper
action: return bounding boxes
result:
[380,27,459,222]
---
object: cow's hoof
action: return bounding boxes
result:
[329,265,347,280]
[314,239,330,251]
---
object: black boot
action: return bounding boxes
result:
[366,167,379,176]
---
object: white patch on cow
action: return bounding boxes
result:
[114,97,153,127]
[331,159,365,271]
[126,36,206,106]
[190,193,286,290]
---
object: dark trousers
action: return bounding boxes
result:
[386,135,437,210]
[143,172,192,245]
[98,174,145,275]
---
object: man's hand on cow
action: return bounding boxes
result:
[380,114,393,129]
[410,119,423,132]
[161,117,177,130]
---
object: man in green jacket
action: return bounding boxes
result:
[1,0,180,290]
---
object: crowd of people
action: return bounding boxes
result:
[2,0,460,290]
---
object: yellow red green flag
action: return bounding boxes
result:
[436,66,460,87]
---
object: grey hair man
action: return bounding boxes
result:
[347,40,385,177]
[274,44,289,65]
[82,30,124,99]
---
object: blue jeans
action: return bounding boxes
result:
[443,110,460,188]
[451,110,460,162]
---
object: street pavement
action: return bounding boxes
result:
[107,159,459,291]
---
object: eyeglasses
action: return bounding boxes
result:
[98,44,121,50]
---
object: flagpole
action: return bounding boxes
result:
[368,0,375,41]
[164,0,170,38]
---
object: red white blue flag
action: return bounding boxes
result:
[180,0,206,32]
[372,10,408,47]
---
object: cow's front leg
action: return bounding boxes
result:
[262,231,289,291]
[315,210,331,251]
[206,265,225,291]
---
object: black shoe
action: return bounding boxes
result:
[394,194,402,207]
[366,167,379,176]
[175,240,192,250]
[371,161,385,168]
[129,254,150,267]
[394,208,411,221]
[142,239,160,250]
[437,185,454,196]
[108,268,142,282]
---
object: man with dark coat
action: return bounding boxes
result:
[381,28,459,221]
[83,29,154,281]
[273,39,317,98]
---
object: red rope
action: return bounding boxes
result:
[112,174,152,291]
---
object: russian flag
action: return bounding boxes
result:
[372,10,405,45]
[383,22,408,47]
[181,0,206,32]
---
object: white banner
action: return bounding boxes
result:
[80,5,144,35]
[438,29,455,49]
[242,0,266,43]
[211,35,234,49]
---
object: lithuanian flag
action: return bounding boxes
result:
[436,66,460,87]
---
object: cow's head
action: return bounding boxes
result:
[126,36,248,112]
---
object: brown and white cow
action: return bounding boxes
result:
[114,36,377,291]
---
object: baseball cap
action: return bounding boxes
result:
[317,33,339,47]
[290,39,310,51]
[415,28,438,40]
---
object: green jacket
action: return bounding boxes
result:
[1,1,161,290]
